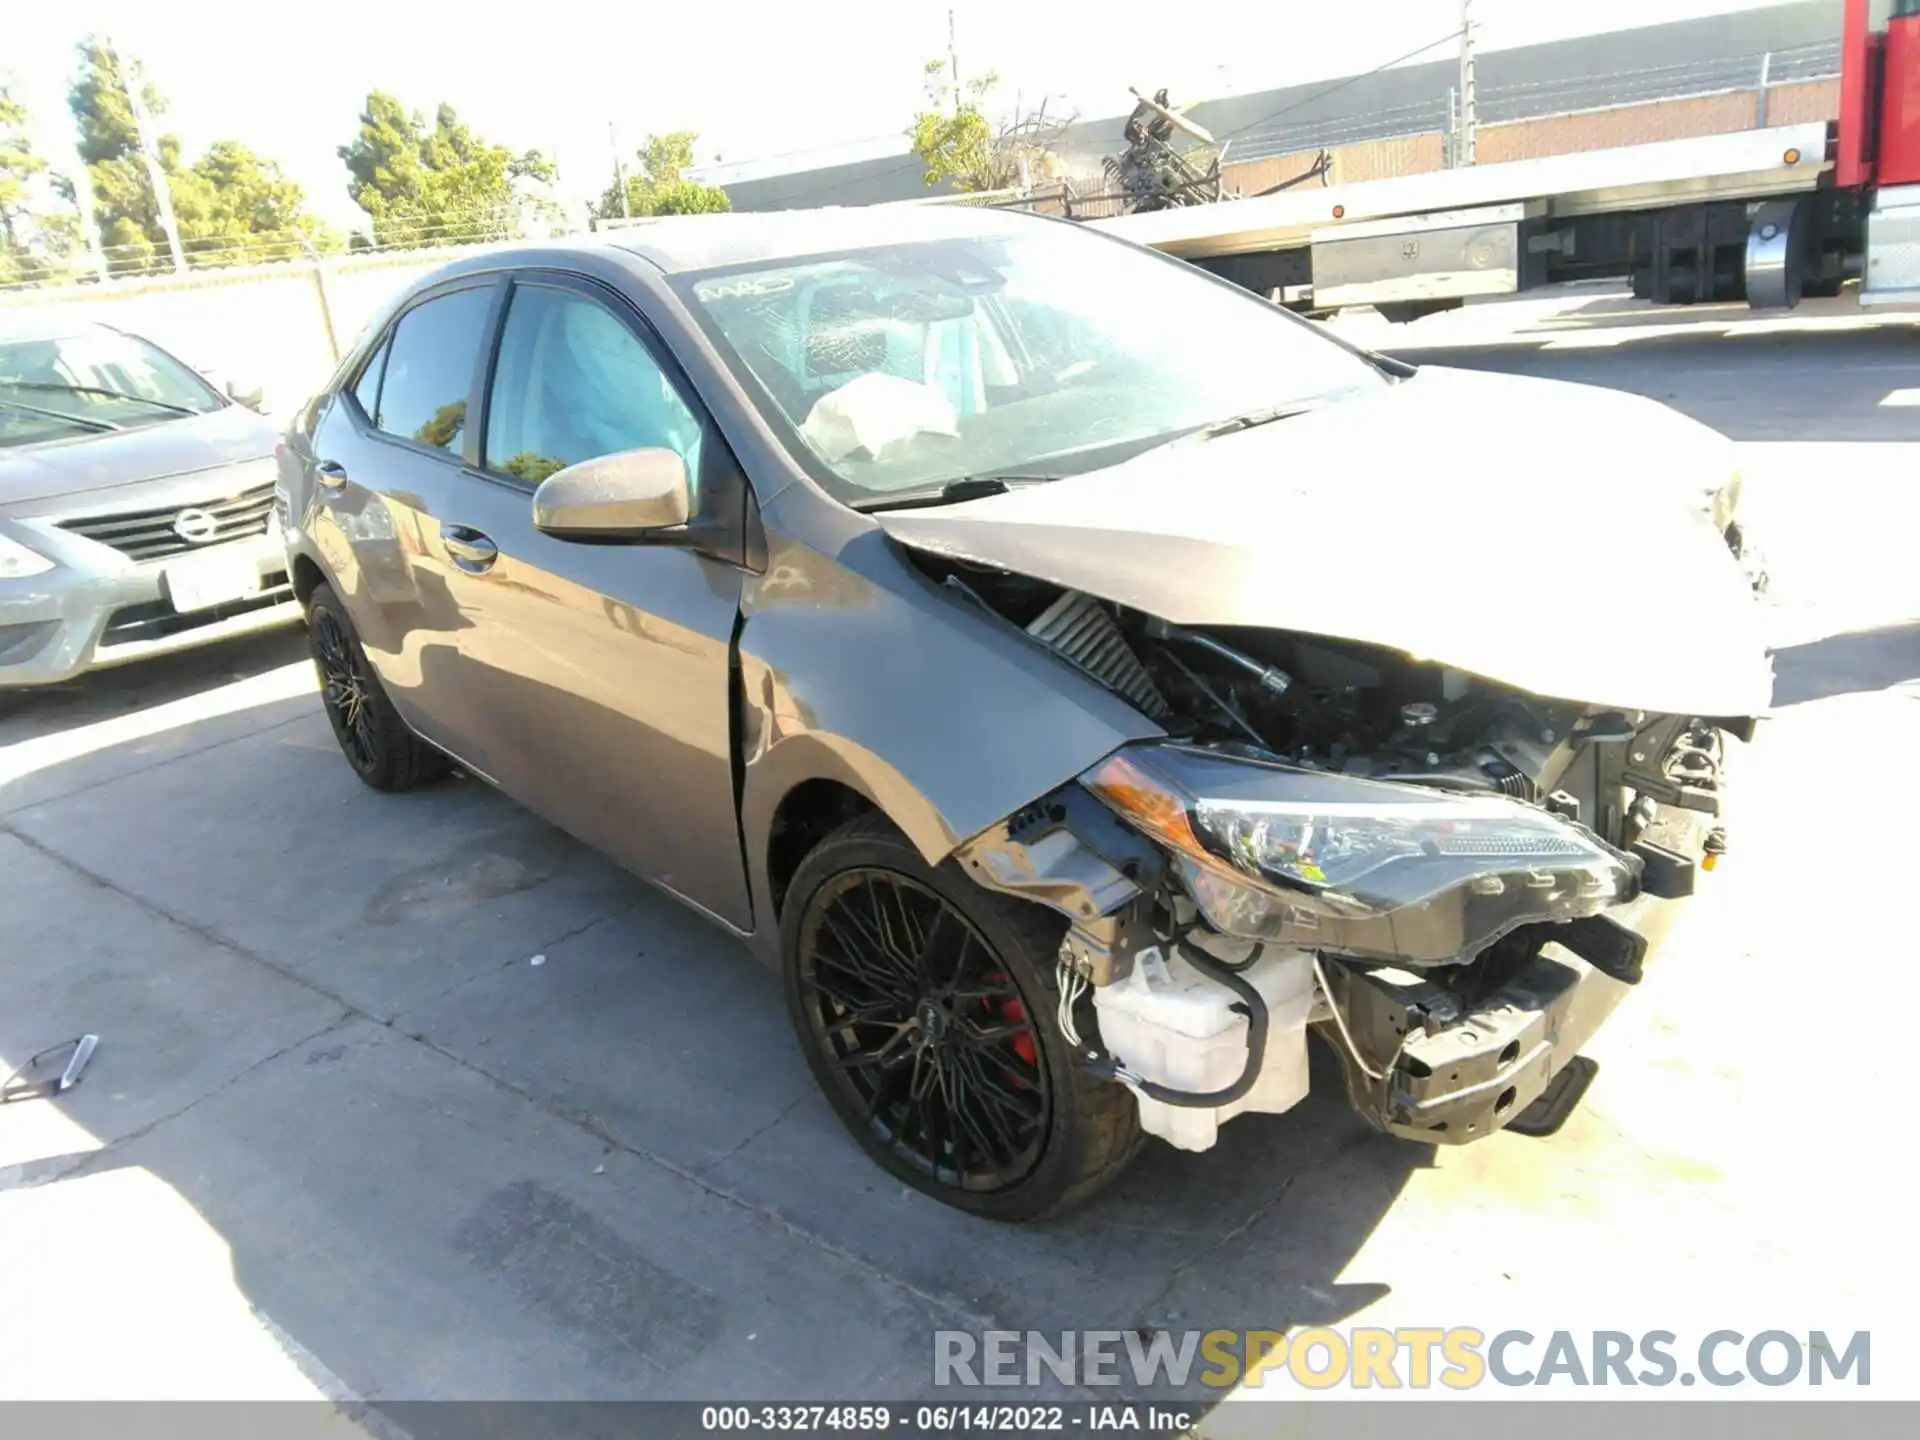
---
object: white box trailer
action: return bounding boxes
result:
[1094,123,1837,317]
[1091,0,1920,317]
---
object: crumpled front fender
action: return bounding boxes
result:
[734,505,1161,964]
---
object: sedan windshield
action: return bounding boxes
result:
[0,329,223,448]
[677,225,1385,503]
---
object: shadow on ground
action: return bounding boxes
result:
[0,627,311,739]
[1770,619,1920,707]
[0,650,1427,1410]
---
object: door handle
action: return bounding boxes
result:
[315,459,348,493]
[443,524,499,573]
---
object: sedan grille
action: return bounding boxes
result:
[58,479,276,562]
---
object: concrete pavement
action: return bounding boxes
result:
[3,293,1917,1419]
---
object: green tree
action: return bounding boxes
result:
[2,80,80,284]
[170,139,337,266]
[910,62,1005,192]
[340,92,554,248]
[1,83,46,255]
[67,38,167,272]
[593,129,730,220]
[67,39,334,274]
[908,63,1066,194]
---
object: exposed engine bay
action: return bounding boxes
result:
[934,552,1739,1153]
[926,555,1731,851]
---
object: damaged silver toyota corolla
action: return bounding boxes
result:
[280,205,1770,1220]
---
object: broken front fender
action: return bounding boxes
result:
[735,500,1162,962]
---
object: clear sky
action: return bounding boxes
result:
[8,0,1806,232]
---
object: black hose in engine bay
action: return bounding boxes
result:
[1080,938,1271,1108]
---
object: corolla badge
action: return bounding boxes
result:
[171,507,220,544]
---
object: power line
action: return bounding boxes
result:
[1213,29,1467,144]
[84,208,531,264]
[7,217,540,287]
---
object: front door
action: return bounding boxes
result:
[434,274,751,930]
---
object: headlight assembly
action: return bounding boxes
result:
[1083,745,1638,964]
[0,532,55,580]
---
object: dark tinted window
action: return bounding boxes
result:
[483,284,702,487]
[351,337,388,419]
[374,286,494,453]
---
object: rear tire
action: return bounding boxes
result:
[307,581,449,792]
[781,813,1139,1221]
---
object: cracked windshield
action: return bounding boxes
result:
[682,224,1382,500]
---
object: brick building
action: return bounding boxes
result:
[712,0,1844,213]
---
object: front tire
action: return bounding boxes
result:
[782,814,1139,1221]
[307,581,449,792]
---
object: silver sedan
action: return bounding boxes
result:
[0,321,301,686]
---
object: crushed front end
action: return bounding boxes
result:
[947,570,1748,1150]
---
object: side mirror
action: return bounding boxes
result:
[531,447,693,541]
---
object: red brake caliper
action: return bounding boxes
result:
[984,970,1038,1071]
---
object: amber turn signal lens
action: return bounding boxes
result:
[1084,753,1203,858]
[1783,148,1802,165]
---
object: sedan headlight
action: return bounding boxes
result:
[0,532,55,580]
[1083,745,1638,964]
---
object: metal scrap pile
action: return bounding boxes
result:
[1102,89,1226,213]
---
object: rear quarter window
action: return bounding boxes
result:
[370,286,495,453]
[350,336,389,420]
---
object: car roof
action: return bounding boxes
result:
[598,204,1052,275]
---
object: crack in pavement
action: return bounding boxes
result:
[43,1012,358,1192]
[2,822,1004,1335]
[387,897,645,1026]
[403,1024,1002,1332]
[1134,1175,1297,1333]
[692,1093,811,1178]
[0,1146,108,1193]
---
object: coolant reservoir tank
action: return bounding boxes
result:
[1092,945,1316,1152]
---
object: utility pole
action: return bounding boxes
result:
[111,40,186,273]
[1457,0,1479,167]
[67,151,111,282]
[948,8,962,110]
[609,121,630,219]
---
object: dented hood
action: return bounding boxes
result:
[878,366,1773,717]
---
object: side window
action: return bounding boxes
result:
[484,284,703,488]
[373,286,495,454]
[350,336,389,420]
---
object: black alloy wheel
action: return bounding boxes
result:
[782,815,1140,1221]
[304,581,449,792]
[313,605,379,777]
[797,867,1050,1192]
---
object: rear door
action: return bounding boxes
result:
[430,272,753,929]
[304,279,503,766]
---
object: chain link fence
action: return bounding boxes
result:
[0,34,1850,402]
[930,39,1844,221]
